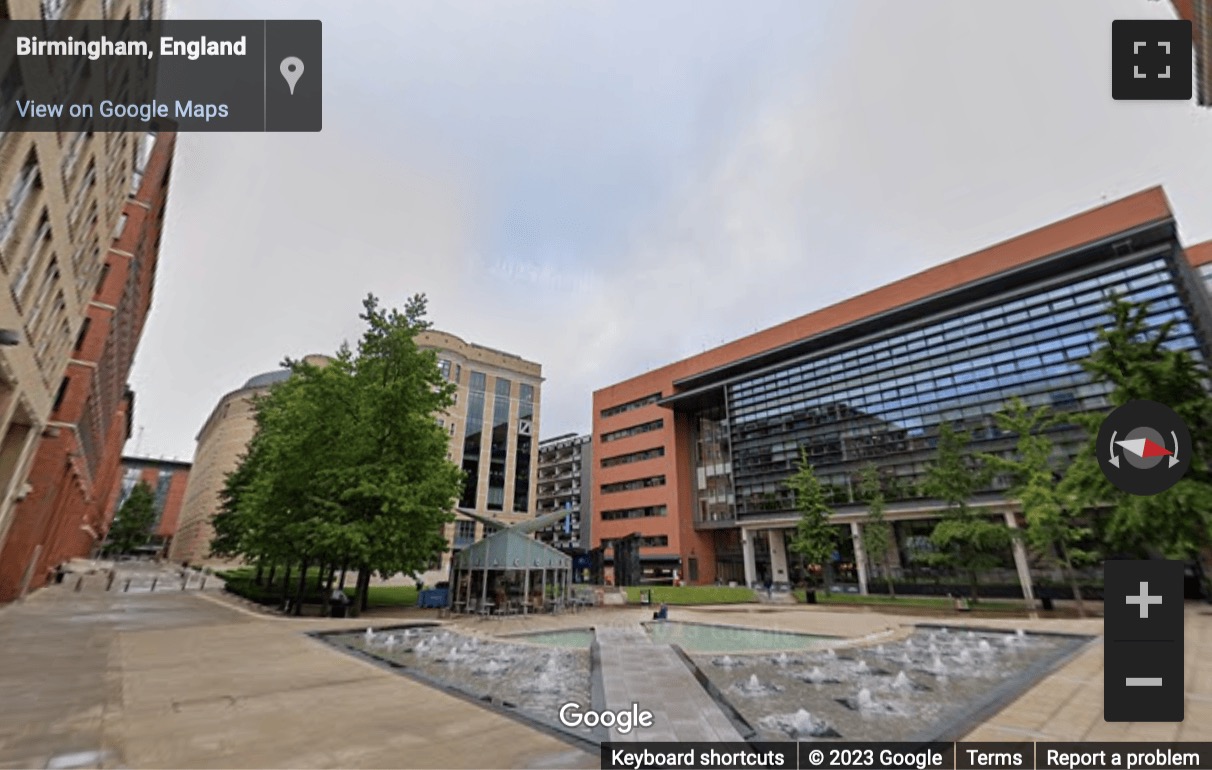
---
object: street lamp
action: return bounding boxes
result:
[0,329,20,346]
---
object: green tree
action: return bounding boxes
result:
[786,448,838,594]
[857,463,895,598]
[214,293,465,616]
[106,482,157,556]
[1064,297,1212,586]
[983,398,1094,616]
[922,422,1010,601]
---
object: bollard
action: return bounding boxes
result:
[150,577,157,592]
[124,578,131,592]
[106,572,115,591]
[200,577,207,591]
[75,576,83,592]
[181,577,188,590]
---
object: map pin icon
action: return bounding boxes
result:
[280,57,304,95]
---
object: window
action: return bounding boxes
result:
[601,505,667,521]
[601,446,664,467]
[52,377,69,412]
[601,419,663,443]
[601,475,666,494]
[438,358,451,380]
[600,392,662,418]
[459,372,487,508]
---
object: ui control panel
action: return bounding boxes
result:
[1104,560,1184,722]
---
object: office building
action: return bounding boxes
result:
[168,356,330,565]
[592,187,1212,590]
[0,0,170,600]
[535,433,592,555]
[1172,1,1212,106]
[108,455,190,555]
[416,330,542,583]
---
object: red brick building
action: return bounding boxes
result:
[0,129,175,601]
[592,188,1212,590]
[106,456,191,554]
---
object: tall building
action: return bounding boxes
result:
[0,0,170,601]
[592,187,1212,590]
[416,330,541,583]
[168,356,330,565]
[108,455,190,555]
[535,433,592,555]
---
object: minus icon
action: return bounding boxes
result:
[1126,677,1163,686]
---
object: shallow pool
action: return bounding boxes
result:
[505,628,596,648]
[645,621,830,652]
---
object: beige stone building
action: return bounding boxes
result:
[0,0,165,569]
[418,330,542,584]
[169,355,329,564]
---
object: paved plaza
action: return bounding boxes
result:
[0,577,1209,769]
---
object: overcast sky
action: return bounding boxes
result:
[129,0,1212,461]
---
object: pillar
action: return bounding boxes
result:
[741,528,757,588]
[522,568,530,615]
[850,521,869,595]
[1004,509,1036,606]
[767,529,789,588]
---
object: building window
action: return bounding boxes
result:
[638,535,668,548]
[438,358,451,380]
[601,475,666,494]
[600,392,662,418]
[601,505,667,521]
[73,317,90,352]
[601,419,663,443]
[485,377,511,511]
[459,372,487,508]
[52,377,69,412]
[601,446,664,467]
[513,382,534,513]
[454,519,476,548]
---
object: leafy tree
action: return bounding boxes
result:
[106,482,157,556]
[983,398,1095,616]
[786,448,838,594]
[857,463,896,598]
[1064,297,1212,582]
[213,293,465,616]
[922,422,1010,601]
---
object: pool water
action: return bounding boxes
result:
[645,621,830,652]
[505,629,596,648]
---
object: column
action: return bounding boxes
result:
[741,528,757,589]
[1004,509,1036,606]
[767,529,790,589]
[850,521,869,596]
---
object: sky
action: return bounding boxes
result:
[128,0,1212,461]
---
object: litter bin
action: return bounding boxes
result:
[640,589,652,606]
[330,603,348,618]
[1040,596,1055,611]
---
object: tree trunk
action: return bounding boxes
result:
[968,569,979,602]
[280,563,293,609]
[338,563,348,591]
[823,562,833,596]
[254,561,264,587]
[267,563,277,588]
[293,560,310,616]
[359,568,371,612]
[315,562,327,592]
[321,563,336,615]
[350,566,369,618]
[1059,545,1086,618]
[884,554,896,598]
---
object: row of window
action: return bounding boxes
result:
[601,504,667,521]
[601,446,664,467]
[600,392,662,418]
[600,475,666,494]
[601,419,663,443]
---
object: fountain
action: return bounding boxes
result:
[759,709,842,739]
[977,640,992,653]
[713,655,745,668]
[957,649,973,665]
[733,673,784,696]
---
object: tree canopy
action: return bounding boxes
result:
[106,482,157,556]
[786,447,838,591]
[214,293,465,614]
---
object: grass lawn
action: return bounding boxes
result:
[348,585,419,607]
[794,590,1026,611]
[624,585,755,605]
[217,568,419,608]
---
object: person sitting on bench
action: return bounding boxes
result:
[652,603,668,621]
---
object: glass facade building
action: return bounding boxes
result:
[593,188,1212,588]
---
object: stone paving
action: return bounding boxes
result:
[594,626,743,742]
[2,581,1211,769]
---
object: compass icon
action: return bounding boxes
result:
[1097,400,1190,495]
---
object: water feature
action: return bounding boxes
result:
[320,626,593,740]
[502,628,595,648]
[692,626,1082,742]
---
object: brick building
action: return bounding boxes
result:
[592,187,1212,591]
[0,126,174,601]
[107,455,190,554]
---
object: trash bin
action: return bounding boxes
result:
[330,603,348,618]
[1040,596,1055,611]
[639,589,652,606]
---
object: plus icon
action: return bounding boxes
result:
[1126,581,1163,619]
[1112,20,1192,100]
